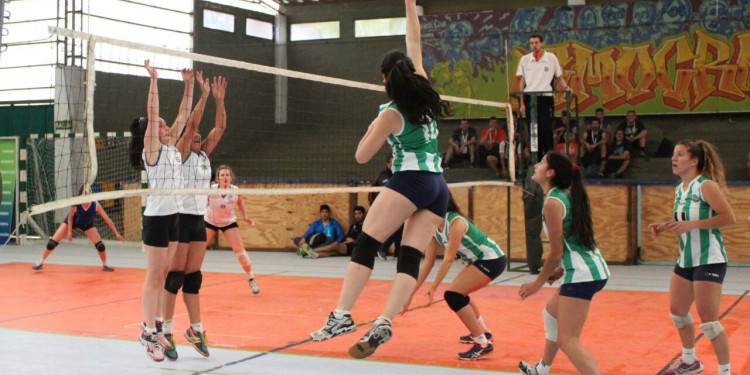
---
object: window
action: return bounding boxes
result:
[246,18,273,40]
[355,17,406,38]
[203,9,235,33]
[290,21,339,41]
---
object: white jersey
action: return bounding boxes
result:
[515,51,563,94]
[205,183,239,227]
[143,144,183,216]
[673,175,727,267]
[180,150,211,215]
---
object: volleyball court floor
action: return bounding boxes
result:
[1,240,748,375]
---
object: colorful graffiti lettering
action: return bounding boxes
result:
[422,0,750,116]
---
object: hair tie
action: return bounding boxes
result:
[572,163,580,172]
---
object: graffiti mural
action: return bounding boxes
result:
[421,0,750,116]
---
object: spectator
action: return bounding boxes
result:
[581,118,607,177]
[443,118,478,168]
[603,128,631,178]
[369,154,402,260]
[552,110,578,143]
[553,132,579,162]
[479,116,509,178]
[313,206,367,258]
[617,110,648,157]
[594,107,612,131]
[295,204,346,258]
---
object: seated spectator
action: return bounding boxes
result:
[368,154,402,260]
[443,118,478,168]
[594,107,612,131]
[617,109,648,157]
[581,118,607,177]
[313,206,366,258]
[554,132,579,162]
[295,204,345,258]
[479,116,509,178]
[511,123,529,177]
[603,128,631,178]
[552,110,578,143]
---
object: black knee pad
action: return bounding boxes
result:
[396,246,423,280]
[164,271,185,294]
[46,240,59,251]
[350,232,382,270]
[182,271,202,294]
[444,290,470,312]
[94,241,105,252]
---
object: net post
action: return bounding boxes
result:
[83,37,98,192]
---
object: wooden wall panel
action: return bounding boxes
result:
[587,185,629,263]
[121,182,142,242]
[641,185,750,263]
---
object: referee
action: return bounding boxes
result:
[515,33,572,157]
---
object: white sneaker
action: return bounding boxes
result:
[139,332,165,362]
[249,278,260,294]
[348,319,392,359]
[310,312,356,341]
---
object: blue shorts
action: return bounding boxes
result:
[471,256,506,280]
[385,171,449,217]
[559,279,607,301]
[674,263,726,284]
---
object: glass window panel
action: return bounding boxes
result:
[203,0,279,16]
[0,43,57,69]
[3,0,57,21]
[203,9,235,33]
[88,0,192,33]
[246,18,273,40]
[355,17,406,38]
[290,21,339,41]
[0,65,56,91]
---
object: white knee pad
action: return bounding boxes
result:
[543,309,558,342]
[700,321,724,340]
[670,313,694,328]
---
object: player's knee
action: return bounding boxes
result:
[543,309,558,342]
[700,321,724,340]
[94,241,105,252]
[46,240,59,251]
[670,313,694,329]
[164,271,185,294]
[444,290,470,312]
[350,232,382,270]
[182,271,202,294]
[396,246,422,279]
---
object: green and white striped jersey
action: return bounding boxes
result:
[434,211,504,264]
[379,102,443,173]
[543,188,610,284]
[673,175,727,268]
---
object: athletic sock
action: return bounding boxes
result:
[682,347,697,364]
[333,309,350,319]
[376,316,392,325]
[536,361,551,375]
[162,319,174,334]
[190,323,203,333]
[473,334,488,347]
[718,364,730,374]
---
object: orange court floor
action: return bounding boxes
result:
[1,259,749,375]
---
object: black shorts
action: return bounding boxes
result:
[560,279,608,301]
[385,171,449,217]
[72,222,95,232]
[674,263,727,284]
[471,256,506,280]
[178,213,207,243]
[205,221,239,233]
[143,214,179,248]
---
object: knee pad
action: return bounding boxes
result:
[164,271,185,294]
[396,246,423,280]
[543,309,558,342]
[182,271,202,294]
[444,290,470,312]
[350,232,382,270]
[670,313,694,329]
[700,321,724,340]
[94,241,105,252]
[46,240,59,251]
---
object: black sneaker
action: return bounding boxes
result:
[519,361,540,375]
[348,319,392,359]
[32,263,43,270]
[457,342,493,360]
[459,331,493,344]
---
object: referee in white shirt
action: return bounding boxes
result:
[516,33,572,157]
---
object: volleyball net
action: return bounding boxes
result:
[16,26,518,247]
